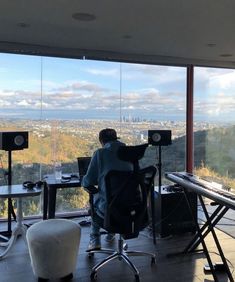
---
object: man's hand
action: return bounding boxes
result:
[83,185,98,194]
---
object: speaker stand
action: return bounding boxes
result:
[150,145,162,245]
[0,151,16,238]
[7,151,16,234]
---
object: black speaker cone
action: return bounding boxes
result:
[14,135,24,146]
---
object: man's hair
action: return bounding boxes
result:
[99,128,119,144]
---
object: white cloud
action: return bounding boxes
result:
[52,81,108,94]
[17,100,31,106]
[195,67,235,93]
[122,64,185,85]
[0,90,15,97]
[0,100,11,106]
[209,71,235,90]
[195,90,235,116]
[85,68,119,77]
[34,101,49,108]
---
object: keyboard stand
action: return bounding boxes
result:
[184,204,229,253]
[165,172,235,282]
[183,190,234,282]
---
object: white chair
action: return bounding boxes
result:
[26,219,81,281]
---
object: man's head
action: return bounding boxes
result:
[99,128,119,146]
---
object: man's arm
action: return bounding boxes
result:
[82,150,99,189]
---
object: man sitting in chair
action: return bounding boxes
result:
[82,128,132,251]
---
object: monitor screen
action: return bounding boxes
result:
[77,157,91,177]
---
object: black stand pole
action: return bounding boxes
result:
[157,145,162,194]
[150,145,162,244]
[7,150,16,234]
[150,180,156,245]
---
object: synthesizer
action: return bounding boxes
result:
[165,172,235,210]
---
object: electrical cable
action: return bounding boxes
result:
[208,250,234,273]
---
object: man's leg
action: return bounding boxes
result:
[87,217,101,251]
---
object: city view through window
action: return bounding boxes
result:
[0,53,235,218]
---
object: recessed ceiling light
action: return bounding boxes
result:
[17,22,30,28]
[207,43,216,47]
[123,35,132,39]
[72,13,96,21]
[220,54,233,57]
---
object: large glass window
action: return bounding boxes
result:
[120,64,187,183]
[0,53,187,218]
[0,54,43,217]
[194,67,235,190]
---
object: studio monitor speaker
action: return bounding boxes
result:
[148,130,172,146]
[0,131,28,151]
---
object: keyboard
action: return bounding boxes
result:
[165,172,235,210]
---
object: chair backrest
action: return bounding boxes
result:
[117,143,148,171]
[103,165,156,239]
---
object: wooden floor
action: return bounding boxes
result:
[0,218,234,282]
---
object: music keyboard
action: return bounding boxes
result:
[165,172,235,210]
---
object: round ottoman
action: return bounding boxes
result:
[26,219,81,281]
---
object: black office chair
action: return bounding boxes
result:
[87,144,157,282]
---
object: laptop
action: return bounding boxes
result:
[77,157,91,180]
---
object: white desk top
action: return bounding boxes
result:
[0,185,42,198]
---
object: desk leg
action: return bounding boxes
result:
[0,198,27,259]
[43,183,48,220]
[48,187,57,219]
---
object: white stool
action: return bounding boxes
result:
[26,219,81,281]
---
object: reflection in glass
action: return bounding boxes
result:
[194,67,235,190]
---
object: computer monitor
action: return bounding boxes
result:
[77,157,91,179]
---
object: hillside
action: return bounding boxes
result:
[1,123,235,217]
[0,125,235,183]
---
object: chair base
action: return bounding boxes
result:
[38,278,48,282]
[38,273,73,282]
[88,235,156,281]
[61,273,73,281]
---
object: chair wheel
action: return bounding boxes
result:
[123,243,128,251]
[61,273,73,281]
[90,271,97,281]
[151,257,156,265]
[135,274,140,282]
[38,278,49,282]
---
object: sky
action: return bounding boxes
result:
[1,52,235,122]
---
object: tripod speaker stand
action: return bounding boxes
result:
[5,150,16,234]
[148,130,172,191]
[148,130,172,239]
[0,131,28,235]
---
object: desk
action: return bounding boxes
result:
[0,185,41,259]
[43,174,81,219]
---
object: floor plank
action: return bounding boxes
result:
[0,218,234,282]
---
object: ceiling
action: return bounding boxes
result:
[1,0,235,68]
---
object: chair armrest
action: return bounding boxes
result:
[83,185,99,194]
